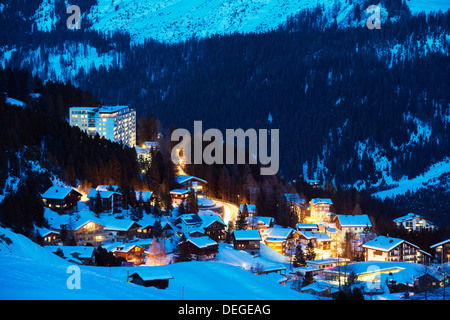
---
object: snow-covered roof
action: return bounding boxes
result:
[300,231,332,241]
[45,245,95,259]
[246,216,274,227]
[300,231,316,240]
[129,269,174,281]
[187,236,217,248]
[71,216,139,232]
[175,174,207,185]
[184,228,205,237]
[105,243,145,253]
[72,218,105,231]
[170,189,190,195]
[233,230,261,241]
[96,185,121,192]
[98,105,130,114]
[313,232,332,242]
[335,214,372,227]
[362,236,419,252]
[306,257,349,266]
[296,223,318,229]
[137,216,156,229]
[393,213,423,222]
[301,280,338,293]
[36,227,60,238]
[42,186,80,200]
[310,198,333,205]
[178,214,203,225]
[102,217,141,231]
[430,239,450,249]
[265,227,295,239]
[200,214,225,228]
[86,189,121,199]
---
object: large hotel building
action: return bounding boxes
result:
[69,105,136,147]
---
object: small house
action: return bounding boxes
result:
[129,269,174,289]
[72,219,106,246]
[200,214,226,242]
[175,174,207,194]
[232,230,261,255]
[36,227,61,246]
[106,243,147,266]
[301,281,339,297]
[45,245,96,265]
[264,227,300,255]
[246,216,275,238]
[170,189,190,204]
[177,214,204,234]
[135,191,153,207]
[296,223,319,233]
[41,186,82,213]
[186,236,219,261]
[87,188,123,213]
[102,218,141,243]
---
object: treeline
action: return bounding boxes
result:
[0,76,144,234]
[73,5,450,185]
[2,1,449,186]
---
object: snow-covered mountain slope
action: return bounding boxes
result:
[0,227,309,299]
[372,157,450,200]
[87,0,450,43]
[21,0,450,44]
[85,0,450,43]
[86,0,328,43]
[406,0,450,14]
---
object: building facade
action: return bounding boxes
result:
[69,105,136,147]
[393,213,437,232]
[309,198,333,222]
[363,236,422,263]
[430,239,450,264]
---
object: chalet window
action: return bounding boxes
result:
[374,250,383,256]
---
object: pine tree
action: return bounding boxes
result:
[186,190,198,214]
[226,220,235,244]
[93,190,102,217]
[173,234,192,263]
[177,201,186,217]
[306,240,316,261]
[152,196,162,219]
[152,219,162,239]
[293,244,306,267]
[236,210,247,230]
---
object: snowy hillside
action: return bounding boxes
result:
[85,0,450,43]
[373,157,450,200]
[87,0,334,43]
[85,0,449,43]
[0,227,309,299]
[406,0,450,14]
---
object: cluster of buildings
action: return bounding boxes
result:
[38,173,226,266]
[235,196,448,268]
[38,172,450,294]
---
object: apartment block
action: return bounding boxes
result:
[69,105,136,147]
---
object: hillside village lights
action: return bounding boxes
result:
[171,121,279,175]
